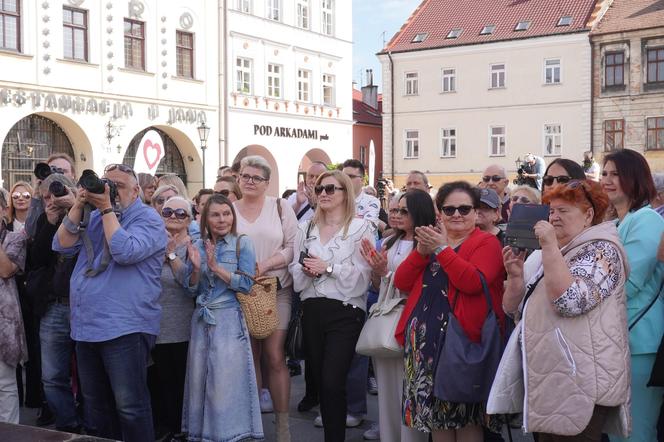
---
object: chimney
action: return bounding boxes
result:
[361,69,378,109]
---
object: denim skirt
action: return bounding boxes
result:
[182,306,263,442]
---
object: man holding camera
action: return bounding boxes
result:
[53,164,166,442]
[521,153,546,191]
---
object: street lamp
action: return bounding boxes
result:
[514,156,522,170]
[197,122,210,187]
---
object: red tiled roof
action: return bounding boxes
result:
[353,90,382,126]
[382,0,598,54]
[592,0,664,36]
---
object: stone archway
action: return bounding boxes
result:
[298,148,332,172]
[233,145,279,197]
[2,114,76,188]
[123,127,188,184]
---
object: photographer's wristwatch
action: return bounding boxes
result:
[325,264,334,276]
[100,207,114,216]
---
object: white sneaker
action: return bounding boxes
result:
[363,423,380,440]
[346,414,363,428]
[313,414,323,427]
[259,388,273,413]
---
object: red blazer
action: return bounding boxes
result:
[394,228,505,345]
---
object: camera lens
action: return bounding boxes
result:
[78,170,106,194]
[48,181,68,198]
[34,162,52,180]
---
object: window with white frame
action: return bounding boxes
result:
[296,0,309,29]
[266,0,280,21]
[490,64,505,88]
[490,126,505,156]
[297,69,311,102]
[322,74,335,106]
[235,57,252,94]
[544,59,561,84]
[440,128,457,157]
[405,72,419,95]
[267,63,282,98]
[442,68,456,92]
[322,0,333,36]
[404,130,419,158]
[237,0,251,13]
[543,124,562,155]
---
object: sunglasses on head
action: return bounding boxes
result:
[542,175,571,187]
[566,180,596,214]
[389,208,409,216]
[314,184,345,195]
[511,195,532,204]
[104,163,138,180]
[440,205,474,216]
[12,191,31,200]
[482,175,504,183]
[214,189,231,197]
[161,207,189,220]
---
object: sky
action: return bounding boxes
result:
[352,0,423,91]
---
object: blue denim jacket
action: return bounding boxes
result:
[184,234,256,325]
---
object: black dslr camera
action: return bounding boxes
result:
[78,169,118,206]
[34,162,65,180]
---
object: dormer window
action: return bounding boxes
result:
[480,25,496,35]
[446,29,463,39]
[412,32,428,43]
[557,16,573,26]
[514,20,531,31]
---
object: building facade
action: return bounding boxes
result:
[352,74,382,187]
[0,0,220,192]
[590,0,664,170]
[378,0,602,188]
[225,0,353,196]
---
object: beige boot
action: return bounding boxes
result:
[275,412,291,442]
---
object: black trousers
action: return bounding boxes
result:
[147,341,189,435]
[302,298,364,442]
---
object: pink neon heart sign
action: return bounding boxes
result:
[143,139,162,169]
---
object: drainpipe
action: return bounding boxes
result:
[387,51,395,181]
[221,0,229,167]
[589,35,594,155]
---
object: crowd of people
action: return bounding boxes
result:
[0,149,662,442]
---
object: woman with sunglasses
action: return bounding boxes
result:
[540,158,586,195]
[600,150,664,442]
[213,176,242,202]
[290,170,374,442]
[0,188,28,424]
[7,181,33,232]
[147,196,195,441]
[506,185,541,220]
[138,173,157,204]
[360,189,433,442]
[500,179,631,440]
[152,185,200,240]
[234,155,297,441]
[180,193,262,442]
[393,181,505,441]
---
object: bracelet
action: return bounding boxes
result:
[62,215,80,234]
[100,207,114,216]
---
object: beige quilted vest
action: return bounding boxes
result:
[522,221,631,437]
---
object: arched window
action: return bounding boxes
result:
[123,127,187,184]
[2,114,75,188]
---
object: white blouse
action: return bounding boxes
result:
[290,218,375,310]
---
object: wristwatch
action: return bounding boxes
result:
[167,252,177,261]
[325,264,334,276]
[433,245,447,255]
[100,207,114,216]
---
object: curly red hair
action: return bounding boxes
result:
[542,179,608,225]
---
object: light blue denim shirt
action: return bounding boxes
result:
[53,198,167,342]
[184,234,256,325]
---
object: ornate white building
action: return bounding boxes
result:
[0,0,220,191]
[225,0,353,195]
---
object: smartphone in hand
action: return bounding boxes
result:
[298,251,310,266]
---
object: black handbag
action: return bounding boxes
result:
[285,309,305,360]
[433,271,503,403]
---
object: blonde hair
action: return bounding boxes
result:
[510,185,541,204]
[311,170,356,237]
[7,181,33,224]
[152,184,179,206]
[157,174,188,199]
[240,155,272,181]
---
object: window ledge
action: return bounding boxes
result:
[439,155,456,159]
[644,82,664,92]
[0,50,33,60]
[403,156,419,160]
[488,86,506,90]
[602,84,626,93]
[489,154,506,157]
[56,58,98,67]
[403,94,419,97]
[542,82,562,86]
[440,90,457,94]
[118,67,155,76]
[171,75,204,84]
[544,154,562,157]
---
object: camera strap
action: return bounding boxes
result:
[81,230,112,277]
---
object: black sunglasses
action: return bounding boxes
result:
[566,180,596,215]
[542,175,571,187]
[511,195,532,204]
[441,205,474,216]
[214,189,231,197]
[482,175,504,183]
[389,208,409,216]
[105,163,138,180]
[161,207,189,220]
[314,184,345,195]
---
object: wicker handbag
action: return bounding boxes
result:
[234,234,279,339]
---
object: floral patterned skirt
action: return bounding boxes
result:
[402,265,501,432]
